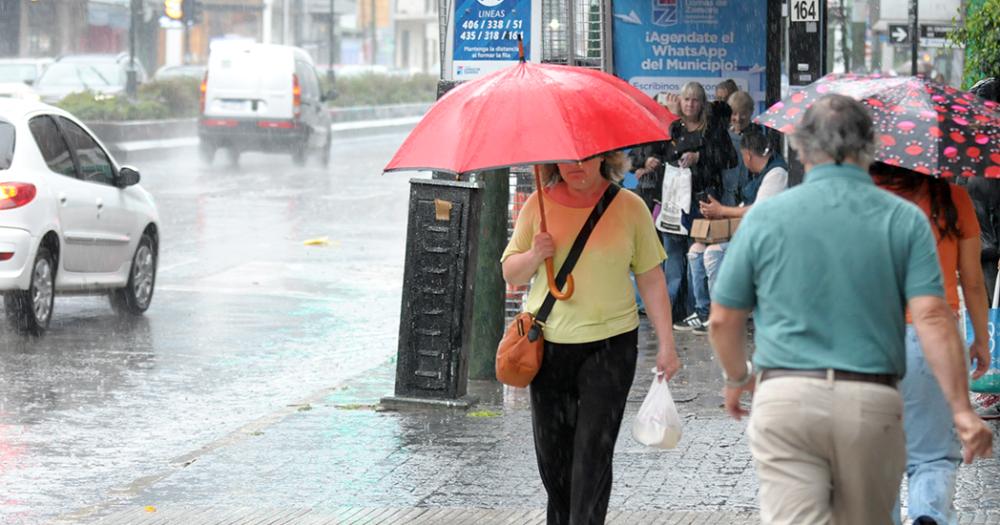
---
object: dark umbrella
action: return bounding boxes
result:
[757,73,1000,178]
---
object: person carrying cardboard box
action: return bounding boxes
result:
[697,126,788,304]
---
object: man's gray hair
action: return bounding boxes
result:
[789,94,876,166]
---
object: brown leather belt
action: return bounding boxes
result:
[759,368,898,388]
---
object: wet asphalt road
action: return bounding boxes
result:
[0,130,418,524]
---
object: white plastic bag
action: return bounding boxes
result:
[631,368,683,449]
[655,164,692,235]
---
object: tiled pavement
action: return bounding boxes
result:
[77,322,1000,524]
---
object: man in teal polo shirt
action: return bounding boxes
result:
[708,94,993,525]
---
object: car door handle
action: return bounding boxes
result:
[96,199,104,210]
[58,193,67,205]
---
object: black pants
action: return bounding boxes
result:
[529,329,638,525]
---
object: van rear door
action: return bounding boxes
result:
[204,45,294,121]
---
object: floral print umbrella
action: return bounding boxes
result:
[757,73,1000,178]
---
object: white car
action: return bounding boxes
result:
[0,99,159,334]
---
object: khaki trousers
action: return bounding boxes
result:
[747,375,906,525]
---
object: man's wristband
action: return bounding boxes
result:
[723,360,754,388]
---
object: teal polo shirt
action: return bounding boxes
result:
[712,163,944,376]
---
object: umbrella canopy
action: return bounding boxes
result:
[383,61,676,175]
[756,73,1000,178]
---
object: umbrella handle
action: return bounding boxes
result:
[544,259,574,300]
[534,165,575,301]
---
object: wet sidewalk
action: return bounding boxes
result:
[80,320,1000,524]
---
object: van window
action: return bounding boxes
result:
[28,116,76,178]
[0,121,13,170]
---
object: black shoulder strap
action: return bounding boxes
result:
[534,183,621,325]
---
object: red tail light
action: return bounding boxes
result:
[201,118,238,127]
[0,253,13,261]
[200,71,208,114]
[0,182,37,210]
[292,74,301,118]
[257,120,297,129]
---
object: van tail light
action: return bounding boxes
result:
[0,252,13,261]
[0,182,37,210]
[257,120,297,129]
[200,71,208,114]
[292,74,301,118]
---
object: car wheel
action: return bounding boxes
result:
[292,134,309,166]
[4,246,56,334]
[110,233,157,315]
[320,132,332,167]
[199,141,216,164]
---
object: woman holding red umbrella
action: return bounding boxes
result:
[871,161,990,525]
[501,151,681,525]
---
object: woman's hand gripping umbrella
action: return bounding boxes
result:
[384,42,676,299]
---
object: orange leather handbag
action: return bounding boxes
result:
[496,312,544,388]
[495,184,619,387]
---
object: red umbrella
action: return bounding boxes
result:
[756,73,1000,178]
[384,58,676,299]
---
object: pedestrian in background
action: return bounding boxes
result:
[628,141,667,215]
[960,78,1000,306]
[699,125,787,295]
[662,82,738,333]
[957,77,1000,418]
[714,78,739,103]
[501,151,681,525]
[871,161,991,525]
[709,94,993,524]
[719,90,755,207]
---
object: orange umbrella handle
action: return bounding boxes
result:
[535,165,575,301]
[544,259,574,299]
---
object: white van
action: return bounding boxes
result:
[199,42,333,166]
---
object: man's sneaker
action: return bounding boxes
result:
[674,313,708,333]
[973,393,1000,420]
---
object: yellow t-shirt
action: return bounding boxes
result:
[501,187,667,344]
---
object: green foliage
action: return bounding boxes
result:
[949,0,1000,88]
[55,77,200,121]
[322,73,438,107]
[138,77,201,116]
[56,73,436,120]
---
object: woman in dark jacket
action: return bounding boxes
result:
[662,82,738,332]
[628,141,668,214]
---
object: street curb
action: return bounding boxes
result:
[107,116,421,164]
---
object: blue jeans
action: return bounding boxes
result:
[687,250,709,319]
[893,325,962,525]
[661,233,691,322]
[704,243,728,297]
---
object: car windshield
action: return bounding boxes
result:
[0,121,13,170]
[0,64,38,84]
[37,62,123,89]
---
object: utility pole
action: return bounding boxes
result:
[370,0,377,65]
[329,0,336,80]
[283,0,291,44]
[127,0,139,98]
[263,0,273,44]
[909,0,918,75]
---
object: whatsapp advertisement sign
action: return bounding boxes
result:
[612,0,768,111]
